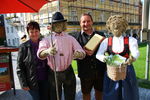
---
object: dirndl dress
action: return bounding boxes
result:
[103,65,139,100]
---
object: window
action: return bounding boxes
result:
[110,1,113,6]
[70,10,77,21]
[7,27,9,33]
[17,38,19,46]
[119,0,122,7]
[21,26,24,31]
[100,12,104,22]
[8,39,11,45]
[100,0,105,2]
[71,11,77,16]
[11,27,13,33]
[87,11,92,16]
[16,26,19,31]
[12,39,15,45]
[126,0,129,3]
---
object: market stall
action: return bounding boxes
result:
[0,46,18,95]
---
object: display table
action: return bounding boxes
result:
[0,46,19,95]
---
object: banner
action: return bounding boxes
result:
[0,53,11,91]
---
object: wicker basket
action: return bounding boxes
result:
[107,64,127,81]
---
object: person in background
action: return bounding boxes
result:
[71,13,106,100]
[17,21,50,100]
[47,24,51,31]
[37,12,85,100]
[132,33,138,40]
[96,15,140,100]
[45,23,51,37]
[20,34,27,43]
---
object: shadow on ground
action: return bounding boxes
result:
[0,89,32,100]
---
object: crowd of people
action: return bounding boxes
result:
[16,12,140,100]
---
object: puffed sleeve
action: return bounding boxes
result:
[129,37,140,59]
[96,38,108,62]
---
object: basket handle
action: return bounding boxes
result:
[119,64,122,72]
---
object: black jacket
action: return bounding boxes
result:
[71,31,106,79]
[16,40,48,90]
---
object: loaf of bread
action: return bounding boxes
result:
[84,34,104,51]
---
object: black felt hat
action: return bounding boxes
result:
[50,12,67,24]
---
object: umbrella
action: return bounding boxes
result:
[0,0,51,13]
[1,0,73,100]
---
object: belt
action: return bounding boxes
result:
[49,65,72,74]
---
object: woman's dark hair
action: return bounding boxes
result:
[26,21,40,34]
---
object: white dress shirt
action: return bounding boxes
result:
[96,36,140,62]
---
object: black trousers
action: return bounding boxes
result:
[38,80,50,100]
[49,66,76,100]
[29,80,50,100]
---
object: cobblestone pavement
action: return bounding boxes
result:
[0,52,150,100]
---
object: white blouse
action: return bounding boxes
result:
[96,36,140,62]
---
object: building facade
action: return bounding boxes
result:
[1,13,26,47]
[1,0,141,46]
[0,15,6,45]
[24,0,142,36]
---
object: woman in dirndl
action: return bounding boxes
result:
[96,15,140,100]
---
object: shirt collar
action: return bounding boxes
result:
[54,32,65,36]
[81,29,94,36]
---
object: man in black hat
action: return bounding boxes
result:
[37,12,85,100]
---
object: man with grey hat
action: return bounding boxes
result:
[37,12,85,100]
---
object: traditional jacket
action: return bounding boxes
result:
[71,31,106,78]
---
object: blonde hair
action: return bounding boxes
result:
[106,15,128,33]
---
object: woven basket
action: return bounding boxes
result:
[107,64,127,81]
